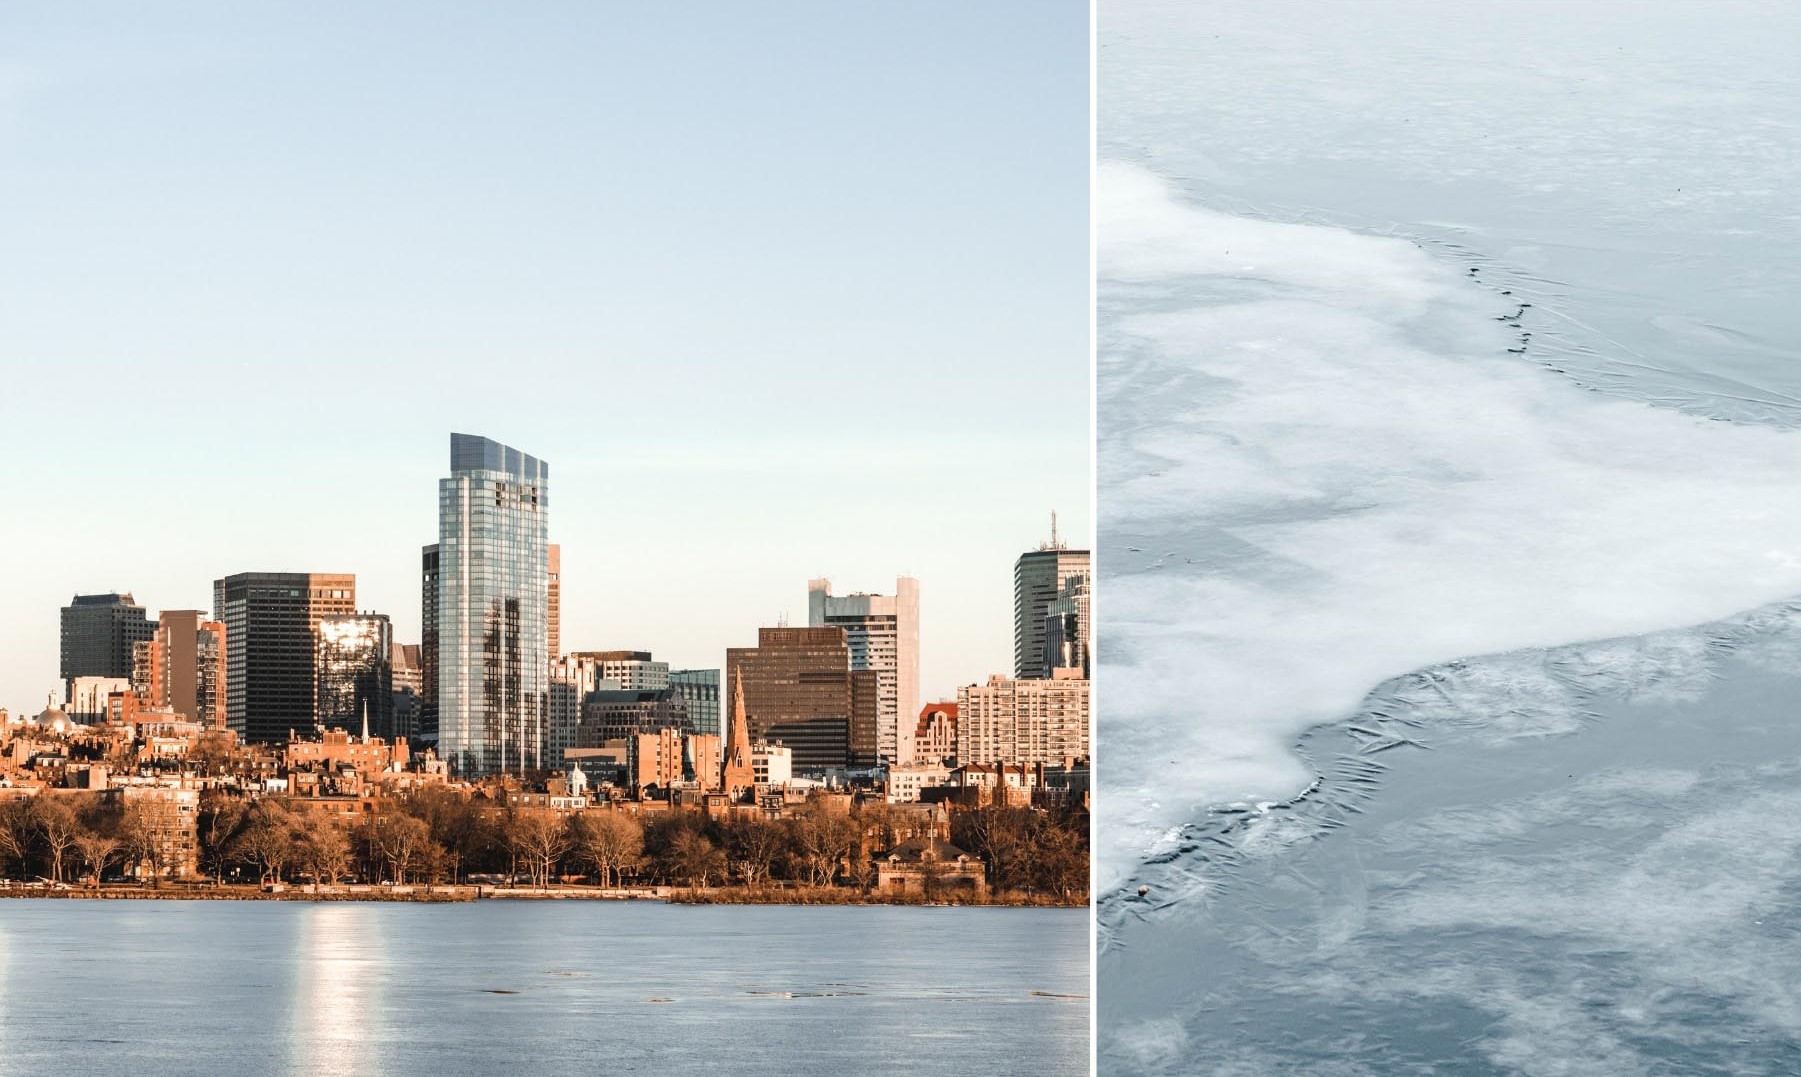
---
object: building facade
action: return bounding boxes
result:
[1041,574,1091,678]
[807,576,920,766]
[955,671,1089,767]
[913,702,958,766]
[315,613,394,737]
[577,687,693,747]
[212,572,356,743]
[724,626,878,769]
[669,668,721,738]
[566,650,670,691]
[435,433,550,776]
[420,544,439,741]
[546,543,561,659]
[1013,539,1090,680]
[146,611,228,729]
[60,593,155,686]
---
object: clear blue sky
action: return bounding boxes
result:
[0,2,1090,713]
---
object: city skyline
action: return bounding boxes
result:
[6,427,1086,717]
[0,3,1088,716]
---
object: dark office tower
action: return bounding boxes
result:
[547,543,561,659]
[1013,520,1091,679]
[212,573,356,743]
[724,626,879,770]
[420,544,440,741]
[60,593,155,685]
[437,433,549,777]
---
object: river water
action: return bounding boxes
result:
[0,903,1087,1076]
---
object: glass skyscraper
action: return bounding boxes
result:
[316,613,394,737]
[436,433,549,776]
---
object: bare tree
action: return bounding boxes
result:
[198,794,250,884]
[372,813,432,884]
[31,797,81,883]
[571,812,644,888]
[73,832,119,886]
[728,817,787,889]
[789,798,855,887]
[0,798,30,878]
[118,803,168,888]
[299,819,351,888]
[234,802,297,886]
[508,811,571,888]
[664,829,726,889]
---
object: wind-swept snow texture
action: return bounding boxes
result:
[1098,163,1801,894]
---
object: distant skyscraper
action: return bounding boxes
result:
[807,577,919,765]
[212,573,356,742]
[149,610,228,728]
[725,626,879,769]
[670,668,721,738]
[547,653,609,770]
[420,544,440,741]
[60,593,154,685]
[436,432,550,776]
[1041,574,1090,678]
[577,687,693,746]
[566,650,669,691]
[316,613,394,737]
[390,641,423,741]
[547,543,561,658]
[1013,522,1090,679]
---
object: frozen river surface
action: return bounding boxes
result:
[1100,1,1801,1071]
[0,903,1088,1077]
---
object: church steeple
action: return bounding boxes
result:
[721,669,755,801]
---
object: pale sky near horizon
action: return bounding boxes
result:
[0,3,1090,714]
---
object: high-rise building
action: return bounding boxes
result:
[1041,574,1090,678]
[956,670,1089,766]
[547,543,561,659]
[566,650,669,691]
[146,610,228,729]
[420,544,440,741]
[316,613,394,737]
[577,687,693,746]
[390,641,423,742]
[212,573,356,742]
[724,626,879,770]
[547,653,611,770]
[1013,526,1090,680]
[436,432,550,776]
[60,593,155,685]
[807,577,920,766]
[670,668,721,738]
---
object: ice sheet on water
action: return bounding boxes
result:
[1100,606,1801,1074]
[1097,163,1801,894]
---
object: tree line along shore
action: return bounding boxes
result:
[0,787,1088,906]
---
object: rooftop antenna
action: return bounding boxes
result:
[1051,510,1060,550]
